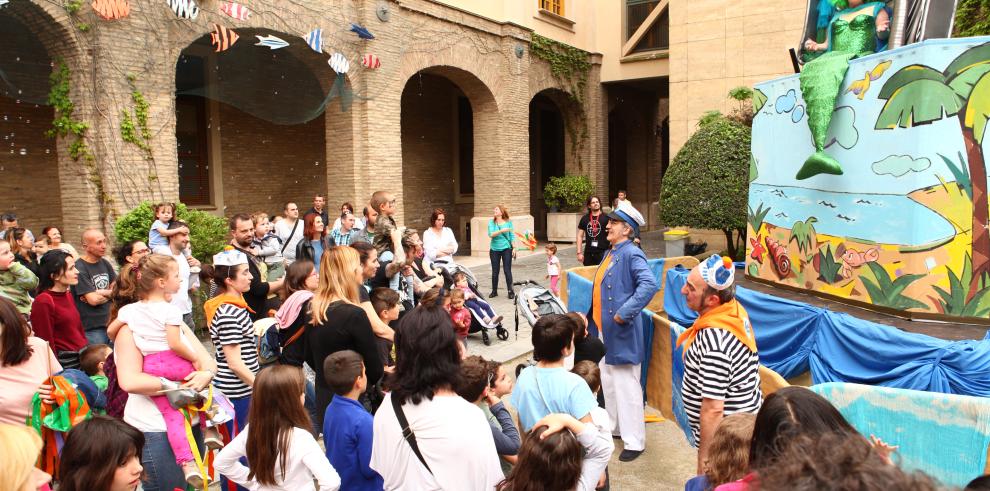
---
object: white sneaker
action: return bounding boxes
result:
[183,461,204,488]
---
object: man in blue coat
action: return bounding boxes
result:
[588,202,658,461]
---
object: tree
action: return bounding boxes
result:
[661,117,751,259]
[875,42,990,299]
[114,201,228,263]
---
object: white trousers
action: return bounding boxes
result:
[599,360,645,451]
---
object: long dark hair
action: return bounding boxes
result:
[0,296,32,366]
[390,300,462,405]
[246,365,311,486]
[496,425,583,491]
[282,260,315,299]
[58,415,145,490]
[749,386,858,470]
[37,249,72,292]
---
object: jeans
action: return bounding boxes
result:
[140,428,203,491]
[85,328,110,346]
[182,312,194,331]
[489,248,513,293]
[221,396,252,491]
[304,379,320,437]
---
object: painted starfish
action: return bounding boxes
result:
[750,235,766,264]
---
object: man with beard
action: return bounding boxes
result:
[576,196,609,266]
[229,213,284,319]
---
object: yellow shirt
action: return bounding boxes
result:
[591,252,613,333]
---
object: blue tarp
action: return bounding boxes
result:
[663,266,990,397]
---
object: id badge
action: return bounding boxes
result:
[591,241,598,248]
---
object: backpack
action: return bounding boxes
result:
[254,317,307,366]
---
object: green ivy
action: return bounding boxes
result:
[954,0,990,37]
[64,0,83,14]
[121,77,154,160]
[530,34,592,169]
[114,202,228,263]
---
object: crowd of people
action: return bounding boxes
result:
[0,190,987,491]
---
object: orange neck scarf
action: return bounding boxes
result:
[675,299,757,357]
[204,293,253,327]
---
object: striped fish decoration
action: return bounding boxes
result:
[255,34,289,50]
[167,0,199,19]
[304,28,322,53]
[0,0,8,8]
[92,0,130,19]
[361,54,381,69]
[210,23,239,52]
[329,52,349,74]
[219,1,250,20]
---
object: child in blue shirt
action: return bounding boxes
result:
[512,314,598,431]
[322,350,384,491]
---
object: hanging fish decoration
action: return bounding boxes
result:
[167,0,199,19]
[304,28,322,53]
[92,0,130,19]
[219,1,250,21]
[361,54,381,69]
[329,52,350,74]
[210,23,239,52]
[255,34,289,50]
[349,23,374,40]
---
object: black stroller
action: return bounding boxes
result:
[512,279,568,339]
[444,263,509,345]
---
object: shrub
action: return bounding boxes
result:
[661,116,750,259]
[544,174,594,212]
[114,201,228,263]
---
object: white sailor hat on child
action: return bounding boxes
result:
[213,247,248,267]
[699,254,735,291]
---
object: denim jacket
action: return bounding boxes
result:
[588,240,658,365]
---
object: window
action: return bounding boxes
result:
[175,54,211,206]
[539,0,564,16]
[627,0,668,52]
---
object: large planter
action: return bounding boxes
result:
[546,212,582,243]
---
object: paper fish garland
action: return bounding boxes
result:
[304,28,322,53]
[350,23,375,39]
[219,1,250,21]
[361,54,381,69]
[167,0,199,19]
[210,23,239,52]
[255,34,289,50]
[329,53,350,74]
[92,0,130,19]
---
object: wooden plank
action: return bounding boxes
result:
[621,0,669,57]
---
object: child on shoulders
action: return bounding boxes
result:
[0,239,38,316]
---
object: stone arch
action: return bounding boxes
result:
[399,65,499,244]
[0,1,88,240]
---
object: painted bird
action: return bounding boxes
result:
[361,54,381,69]
[210,23,239,52]
[304,28,322,53]
[167,0,198,19]
[255,34,289,50]
[845,60,892,100]
[92,0,130,20]
[219,1,250,21]
[350,23,375,39]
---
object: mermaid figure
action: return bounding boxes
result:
[796,0,890,180]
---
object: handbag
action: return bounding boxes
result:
[392,395,433,475]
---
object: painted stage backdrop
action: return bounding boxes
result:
[747,37,990,320]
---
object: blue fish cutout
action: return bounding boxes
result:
[255,34,289,50]
[350,23,374,40]
[305,28,322,53]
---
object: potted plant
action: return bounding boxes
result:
[544,174,594,242]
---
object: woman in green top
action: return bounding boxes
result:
[487,205,515,299]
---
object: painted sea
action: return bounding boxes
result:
[750,184,956,246]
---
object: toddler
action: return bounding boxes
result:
[106,253,222,487]
[0,240,38,316]
[250,212,285,281]
[80,343,113,392]
[545,243,561,295]
[148,202,198,272]
[446,289,472,346]
[32,235,50,261]
[684,413,755,491]
[452,272,503,328]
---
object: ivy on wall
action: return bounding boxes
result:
[121,75,154,161]
[954,0,990,37]
[530,33,592,170]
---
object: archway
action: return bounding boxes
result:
[0,3,71,235]
[400,66,498,249]
[529,92,566,239]
[174,28,337,216]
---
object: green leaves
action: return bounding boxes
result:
[875,79,962,129]
[816,244,842,284]
[752,89,768,114]
[859,262,928,310]
[747,203,770,232]
[543,175,594,212]
[953,1,990,38]
[938,152,972,201]
[114,202,228,263]
[789,217,818,255]
[965,72,990,145]
[932,253,990,317]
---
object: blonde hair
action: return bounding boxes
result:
[0,424,44,491]
[705,413,756,487]
[311,246,361,325]
[251,211,269,226]
[449,288,465,302]
[116,253,177,301]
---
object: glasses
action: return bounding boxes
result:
[133,248,150,255]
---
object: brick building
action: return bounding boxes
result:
[0,0,683,253]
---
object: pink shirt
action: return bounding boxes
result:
[449,307,472,337]
[0,336,61,425]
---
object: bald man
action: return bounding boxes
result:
[72,228,116,345]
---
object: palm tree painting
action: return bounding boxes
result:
[875,42,990,299]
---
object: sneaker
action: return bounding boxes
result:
[619,449,644,462]
[204,427,224,451]
[183,461,205,488]
[189,266,202,274]
[490,315,503,326]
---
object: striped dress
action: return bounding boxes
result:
[209,303,259,399]
[681,328,763,446]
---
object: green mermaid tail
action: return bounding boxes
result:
[797,51,855,180]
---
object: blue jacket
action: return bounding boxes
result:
[323,395,383,491]
[588,240,658,365]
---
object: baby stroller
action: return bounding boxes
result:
[512,280,568,339]
[445,264,509,345]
